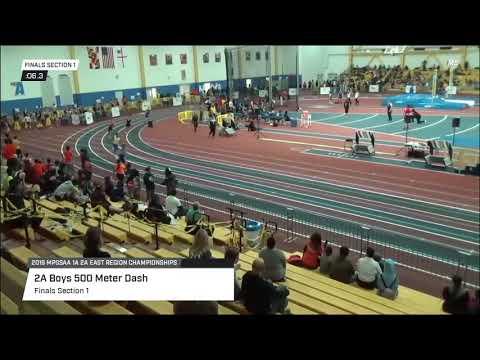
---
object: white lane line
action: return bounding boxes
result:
[445,123,480,137]
[337,114,379,126]
[393,115,448,134]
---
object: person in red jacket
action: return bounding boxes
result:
[31,159,46,185]
[115,159,126,183]
[63,145,74,178]
[287,231,327,269]
[2,138,18,170]
[301,232,326,269]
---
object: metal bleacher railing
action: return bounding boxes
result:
[174,180,480,289]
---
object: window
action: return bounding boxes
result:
[265,51,269,61]
[180,54,187,64]
[256,51,261,61]
[165,54,172,65]
[181,70,186,81]
[215,52,221,63]
[245,51,251,61]
[203,53,209,63]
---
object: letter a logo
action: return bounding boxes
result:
[15,82,25,96]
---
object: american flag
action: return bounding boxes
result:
[101,47,115,69]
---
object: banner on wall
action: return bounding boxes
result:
[288,88,297,96]
[259,90,267,98]
[111,106,121,118]
[369,85,379,93]
[173,97,183,106]
[71,114,80,125]
[84,112,94,125]
[142,101,152,111]
[320,87,330,95]
[405,85,416,94]
[447,86,457,95]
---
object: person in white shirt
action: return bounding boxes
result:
[354,90,360,105]
[165,189,187,218]
[356,247,383,289]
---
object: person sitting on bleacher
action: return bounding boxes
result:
[110,180,126,203]
[189,228,212,260]
[355,247,383,290]
[319,245,334,275]
[146,194,172,224]
[259,235,287,282]
[185,201,202,226]
[165,189,187,219]
[90,183,111,210]
[376,259,399,299]
[442,275,470,315]
[83,227,111,258]
[240,258,290,315]
[288,232,325,269]
[225,246,241,301]
[53,178,78,201]
[329,246,355,284]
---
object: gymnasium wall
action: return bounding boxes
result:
[1,46,75,112]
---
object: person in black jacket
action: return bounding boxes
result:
[442,275,470,314]
[387,102,393,121]
[240,258,290,314]
[143,167,155,203]
[83,227,111,258]
[344,99,350,114]
[192,112,199,133]
[162,167,177,194]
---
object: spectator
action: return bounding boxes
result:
[376,259,399,299]
[330,246,355,284]
[62,145,74,178]
[7,170,26,209]
[115,159,126,183]
[104,176,114,198]
[146,194,172,224]
[319,245,334,275]
[83,227,111,258]
[162,167,178,194]
[259,236,286,282]
[2,138,18,171]
[165,189,186,218]
[373,254,385,271]
[126,168,141,200]
[189,228,212,260]
[110,181,125,202]
[143,167,155,203]
[90,183,110,209]
[53,179,79,201]
[185,201,202,226]
[442,275,470,314]
[225,246,241,300]
[304,232,325,269]
[31,159,46,186]
[356,247,383,289]
[12,135,22,159]
[470,289,480,315]
[240,258,290,314]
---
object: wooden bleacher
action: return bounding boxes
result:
[1,197,446,315]
[1,258,81,315]
[257,250,445,314]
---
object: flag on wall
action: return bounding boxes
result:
[150,54,158,66]
[87,47,101,69]
[101,47,115,69]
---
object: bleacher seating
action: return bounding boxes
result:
[1,197,446,315]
